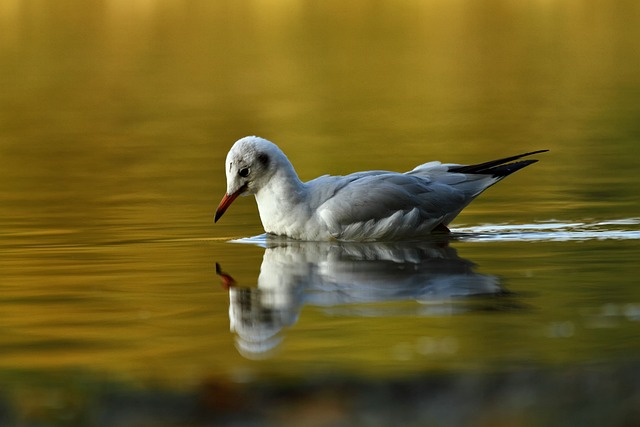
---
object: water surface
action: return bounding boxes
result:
[1,1,640,425]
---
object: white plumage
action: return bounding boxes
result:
[215,136,546,242]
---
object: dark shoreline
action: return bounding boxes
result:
[2,362,639,427]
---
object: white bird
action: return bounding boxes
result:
[215,136,547,242]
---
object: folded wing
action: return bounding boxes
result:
[316,172,467,241]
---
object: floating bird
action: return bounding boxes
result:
[215,136,547,241]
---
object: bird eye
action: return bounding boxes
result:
[238,167,250,178]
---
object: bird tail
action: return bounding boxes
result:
[437,149,548,227]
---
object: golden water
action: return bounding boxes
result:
[1,0,639,402]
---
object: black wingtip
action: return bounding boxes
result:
[488,159,538,177]
[520,149,549,156]
[448,150,548,177]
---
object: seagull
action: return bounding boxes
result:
[215,136,547,242]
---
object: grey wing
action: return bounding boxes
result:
[315,173,467,240]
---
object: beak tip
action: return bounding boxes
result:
[215,186,245,225]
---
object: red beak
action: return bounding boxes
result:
[214,186,246,223]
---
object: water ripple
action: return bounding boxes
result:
[230,218,640,244]
[453,218,640,242]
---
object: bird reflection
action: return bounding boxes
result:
[217,237,515,359]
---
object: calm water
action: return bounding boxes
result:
[1,0,640,424]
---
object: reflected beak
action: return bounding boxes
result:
[214,185,246,223]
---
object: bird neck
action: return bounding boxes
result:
[260,163,306,205]
[254,164,308,235]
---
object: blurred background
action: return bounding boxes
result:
[1,1,640,426]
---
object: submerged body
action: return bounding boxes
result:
[215,136,547,241]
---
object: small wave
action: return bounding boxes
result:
[453,218,640,242]
[230,234,270,247]
[228,219,640,244]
